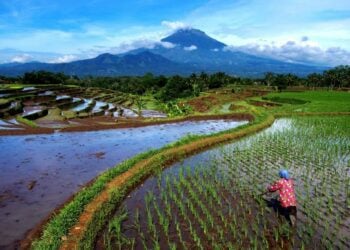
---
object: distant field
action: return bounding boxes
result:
[260,90,350,113]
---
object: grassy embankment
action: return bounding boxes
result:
[16,116,38,128]
[27,89,350,249]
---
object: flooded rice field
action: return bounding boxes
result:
[0,85,167,132]
[99,117,350,249]
[0,119,246,249]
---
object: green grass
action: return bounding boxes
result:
[16,116,38,128]
[0,98,10,106]
[261,91,350,113]
[0,83,25,89]
[38,108,66,121]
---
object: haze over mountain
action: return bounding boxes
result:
[0,28,327,77]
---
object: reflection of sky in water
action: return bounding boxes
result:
[264,118,292,133]
[38,90,54,96]
[0,119,11,126]
[0,119,247,247]
[55,95,70,101]
[72,98,92,111]
[22,107,44,116]
[92,101,108,113]
[22,87,36,92]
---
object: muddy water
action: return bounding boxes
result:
[0,119,247,249]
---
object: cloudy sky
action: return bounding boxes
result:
[0,0,349,66]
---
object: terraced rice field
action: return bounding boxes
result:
[99,116,350,249]
[0,85,165,130]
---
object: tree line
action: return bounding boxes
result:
[0,65,349,101]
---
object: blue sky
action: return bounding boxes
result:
[0,0,349,65]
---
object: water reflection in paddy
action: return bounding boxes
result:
[0,118,247,249]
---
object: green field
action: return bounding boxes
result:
[260,90,350,113]
[103,116,350,249]
[25,89,350,249]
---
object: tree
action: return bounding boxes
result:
[275,74,288,92]
[135,96,146,117]
[324,65,350,88]
[208,72,227,89]
[23,71,68,85]
[307,73,323,87]
[264,72,275,86]
[284,73,299,86]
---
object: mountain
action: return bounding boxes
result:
[0,28,328,77]
[0,51,196,76]
[135,29,327,76]
[161,28,226,50]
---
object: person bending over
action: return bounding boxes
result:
[267,169,297,226]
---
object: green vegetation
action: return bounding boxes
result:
[2,68,346,249]
[27,87,350,249]
[0,98,11,108]
[38,108,66,121]
[23,71,68,85]
[16,116,38,128]
[2,65,349,104]
[261,91,350,113]
[134,96,146,116]
[104,116,350,249]
[61,110,77,119]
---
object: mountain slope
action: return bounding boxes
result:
[146,45,326,76]
[0,51,197,76]
[130,29,327,76]
[0,28,328,77]
[161,28,226,50]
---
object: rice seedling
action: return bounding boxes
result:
[100,116,349,249]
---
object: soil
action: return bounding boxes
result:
[186,96,220,112]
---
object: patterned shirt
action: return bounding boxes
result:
[268,178,296,207]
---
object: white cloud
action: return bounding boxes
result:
[161,21,191,31]
[184,45,197,51]
[161,41,176,49]
[98,39,176,55]
[225,38,350,66]
[10,54,32,63]
[184,0,350,50]
[49,54,78,63]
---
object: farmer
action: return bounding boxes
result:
[267,169,297,226]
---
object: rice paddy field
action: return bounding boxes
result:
[0,84,166,133]
[98,116,350,249]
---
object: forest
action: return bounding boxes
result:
[0,65,349,101]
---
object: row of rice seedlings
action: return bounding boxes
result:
[217,116,350,248]
[104,116,349,249]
